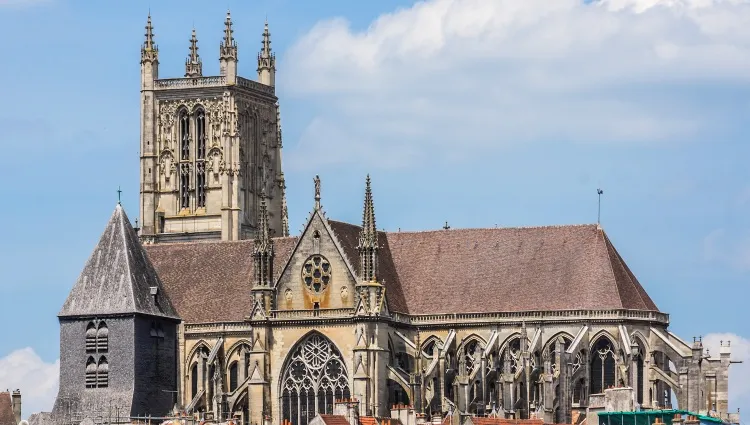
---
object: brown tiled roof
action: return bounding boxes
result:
[144,237,297,323]
[318,415,351,425]
[383,224,657,314]
[145,221,657,323]
[0,392,15,425]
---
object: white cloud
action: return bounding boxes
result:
[703,333,750,411]
[0,348,59,419]
[282,0,750,168]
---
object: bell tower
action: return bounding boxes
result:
[138,13,288,244]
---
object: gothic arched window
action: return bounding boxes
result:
[195,108,207,208]
[229,361,239,392]
[280,333,350,425]
[179,109,190,160]
[96,322,108,352]
[85,322,97,352]
[191,363,199,399]
[97,357,109,388]
[590,337,616,394]
[85,356,97,388]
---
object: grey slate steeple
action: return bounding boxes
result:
[59,203,178,319]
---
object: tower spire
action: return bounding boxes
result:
[141,14,158,64]
[185,28,202,78]
[253,189,274,287]
[220,11,238,60]
[257,20,276,86]
[357,175,378,283]
[219,10,238,83]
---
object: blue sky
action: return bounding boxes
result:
[1,0,749,418]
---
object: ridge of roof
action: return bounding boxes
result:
[327,219,600,235]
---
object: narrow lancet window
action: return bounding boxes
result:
[97,357,109,388]
[180,109,190,160]
[85,322,97,352]
[180,163,190,209]
[85,356,97,388]
[195,109,207,208]
[96,322,108,352]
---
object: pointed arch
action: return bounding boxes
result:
[279,332,350,425]
[590,334,617,394]
[186,339,212,368]
[588,330,618,352]
[97,356,109,388]
[542,331,575,352]
[458,334,486,377]
[420,334,443,358]
[85,322,97,352]
[96,321,109,352]
[85,356,97,388]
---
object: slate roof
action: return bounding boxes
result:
[0,392,14,425]
[144,219,657,323]
[59,204,179,319]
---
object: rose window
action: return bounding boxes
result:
[302,255,332,293]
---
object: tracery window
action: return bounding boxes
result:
[280,333,350,425]
[180,164,191,209]
[180,109,190,160]
[462,340,481,376]
[301,255,332,294]
[590,337,616,394]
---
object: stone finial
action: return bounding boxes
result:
[141,14,158,63]
[220,11,238,60]
[257,19,276,86]
[314,175,321,210]
[185,28,202,78]
[357,175,379,283]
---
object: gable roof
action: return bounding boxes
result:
[59,204,179,320]
[382,224,658,314]
[144,221,658,323]
[144,236,298,323]
[0,392,15,425]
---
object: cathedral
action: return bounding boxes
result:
[51,12,739,425]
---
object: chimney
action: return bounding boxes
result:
[334,399,360,425]
[11,390,21,424]
[684,415,700,425]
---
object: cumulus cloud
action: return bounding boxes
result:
[0,348,59,419]
[282,0,750,168]
[703,333,750,411]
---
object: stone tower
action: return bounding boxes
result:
[139,12,287,243]
[53,204,180,422]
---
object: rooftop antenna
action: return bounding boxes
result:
[597,188,604,225]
